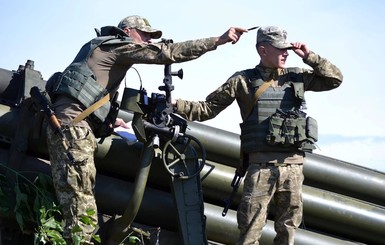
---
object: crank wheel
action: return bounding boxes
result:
[162,135,206,179]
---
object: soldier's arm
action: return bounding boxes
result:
[174,78,239,122]
[302,51,343,91]
[117,27,248,64]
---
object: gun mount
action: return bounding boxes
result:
[118,60,207,244]
[121,61,205,179]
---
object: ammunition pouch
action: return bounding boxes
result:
[306,116,318,143]
[266,109,317,151]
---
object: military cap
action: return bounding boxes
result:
[256,26,292,49]
[118,15,162,39]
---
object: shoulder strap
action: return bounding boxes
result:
[252,79,273,102]
[244,80,273,119]
[245,68,283,119]
[72,93,110,124]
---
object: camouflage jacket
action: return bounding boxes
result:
[54,36,218,128]
[175,51,343,163]
[175,51,343,122]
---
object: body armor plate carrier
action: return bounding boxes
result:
[240,68,317,153]
[45,27,133,138]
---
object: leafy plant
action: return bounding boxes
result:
[119,230,143,245]
[70,208,101,245]
[34,205,65,245]
[0,165,157,245]
[0,166,100,244]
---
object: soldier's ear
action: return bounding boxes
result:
[122,27,131,37]
[257,45,267,56]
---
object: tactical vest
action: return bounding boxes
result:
[45,28,133,135]
[240,68,317,153]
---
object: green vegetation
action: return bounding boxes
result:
[0,165,155,244]
[0,166,100,245]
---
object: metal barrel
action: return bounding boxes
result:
[2,122,385,244]
[95,148,385,244]
[95,174,360,245]
[0,149,358,245]
[1,91,384,209]
[117,109,385,206]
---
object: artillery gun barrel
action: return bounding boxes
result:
[117,109,385,206]
[1,89,384,208]
[2,132,385,244]
[0,149,359,245]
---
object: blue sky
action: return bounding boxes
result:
[1,0,385,172]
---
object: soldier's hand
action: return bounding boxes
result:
[114,118,131,129]
[290,42,310,59]
[216,27,248,45]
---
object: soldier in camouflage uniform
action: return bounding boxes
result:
[173,26,343,244]
[45,15,247,244]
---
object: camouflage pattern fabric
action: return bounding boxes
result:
[175,51,343,123]
[256,26,293,49]
[117,15,162,39]
[53,36,218,130]
[236,164,304,245]
[46,126,97,244]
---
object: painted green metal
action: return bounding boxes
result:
[119,110,385,207]
[105,141,154,244]
[2,105,385,209]
[171,176,207,245]
[0,149,359,245]
[1,105,385,244]
[166,140,208,245]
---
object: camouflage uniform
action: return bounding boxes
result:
[47,126,97,244]
[46,15,222,244]
[237,164,304,245]
[175,27,343,245]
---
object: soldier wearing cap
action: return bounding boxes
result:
[117,15,162,39]
[173,26,343,244]
[44,14,247,244]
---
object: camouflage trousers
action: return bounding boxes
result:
[47,126,98,244]
[236,163,304,245]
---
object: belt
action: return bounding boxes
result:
[248,152,304,166]
[250,162,289,167]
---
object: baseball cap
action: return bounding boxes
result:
[256,26,292,49]
[118,15,162,39]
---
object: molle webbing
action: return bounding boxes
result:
[254,84,299,123]
[240,67,305,153]
[240,85,301,153]
[59,64,107,107]
[47,36,125,124]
